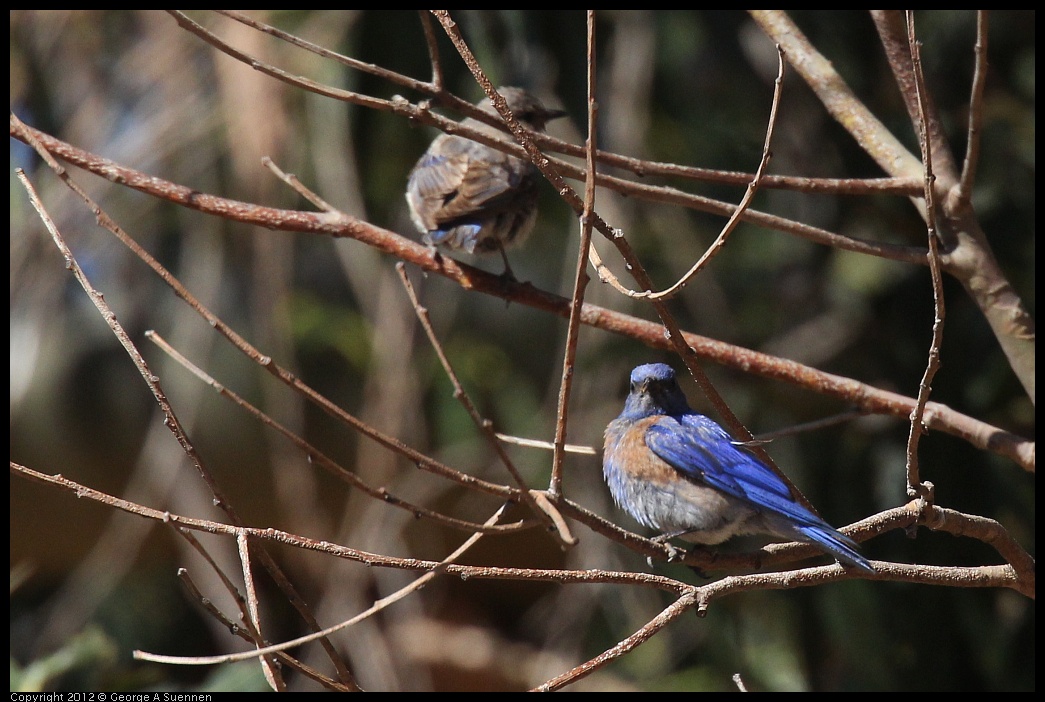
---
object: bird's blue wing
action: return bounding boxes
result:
[645,415,824,527]
[646,414,872,572]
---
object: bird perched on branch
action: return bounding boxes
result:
[406,86,566,279]
[603,363,873,573]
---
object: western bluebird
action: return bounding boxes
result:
[405,86,566,279]
[603,363,873,572]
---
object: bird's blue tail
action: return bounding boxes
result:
[797,523,874,573]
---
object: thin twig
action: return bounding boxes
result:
[739,409,869,446]
[416,10,444,89]
[175,566,353,691]
[957,11,989,204]
[590,44,786,301]
[549,10,598,496]
[493,433,596,455]
[147,330,531,534]
[236,531,284,690]
[393,264,575,544]
[903,11,946,501]
[753,10,924,181]
[870,10,960,184]
[262,156,335,211]
[534,592,699,691]
[136,502,537,666]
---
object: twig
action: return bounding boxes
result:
[590,44,786,301]
[416,10,444,89]
[549,10,599,496]
[534,592,699,691]
[957,11,989,204]
[393,264,574,544]
[752,10,923,181]
[137,502,536,666]
[147,330,531,534]
[262,156,335,211]
[236,531,284,690]
[871,10,960,183]
[903,11,946,500]
[739,409,869,446]
[493,433,596,455]
[175,565,353,691]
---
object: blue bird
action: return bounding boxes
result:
[603,363,873,572]
[406,87,566,279]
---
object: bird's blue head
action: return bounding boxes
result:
[620,363,692,419]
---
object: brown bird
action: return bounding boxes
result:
[406,87,566,278]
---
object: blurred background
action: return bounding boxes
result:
[10,10,1034,691]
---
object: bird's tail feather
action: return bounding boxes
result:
[798,524,874,573]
